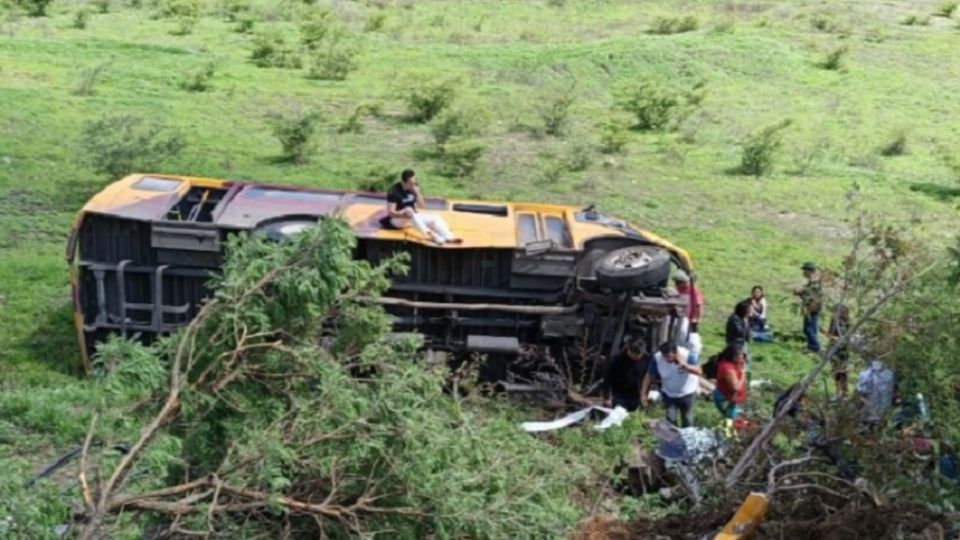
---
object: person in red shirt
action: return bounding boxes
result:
[713,344,747,424]
[673,270,704,341]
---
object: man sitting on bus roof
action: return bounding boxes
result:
[385,169,462,245]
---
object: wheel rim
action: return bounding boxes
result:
[610,247,651,270]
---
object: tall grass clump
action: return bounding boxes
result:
[536,85,577,137]
[251,29,302,68]
[737,119,793,176]
[80,114,184,178]
[397,76,458,122]
[72,60,112,96]
[648,15,698,34]
[267,106,322,164]
[818,44,849,70]
[879,130,908,157]
[935,1,958,17]
[179,61,216,92]
[72,7,91,28]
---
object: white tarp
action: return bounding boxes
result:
[520,406,628,433]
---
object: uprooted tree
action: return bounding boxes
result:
[72,217,584,538]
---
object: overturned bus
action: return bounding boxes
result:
[67,174,695,383]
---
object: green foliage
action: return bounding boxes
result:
[234,14,254,33]
[267,106,322,164]
[879,130,908,157]
[818,44,849,71]
[155,0,200,19]
[305,31,360,80]
[935,1,958,17]
[430,106,486,145]
[564,143,594,172]
[178,60,216,91]
[809,12,847,34]
[75,220,582,538]
[437,138,484,178]
[616,79,705,131]
[737,119,793,176]
[250,28,302,68]
[337,102,380,134]
[80,114,184,178]
[397,76,458,122]
[354,163,396,192]
[598,117,629,154]
[648,15,698,35]
[14,0,52,17]
[72,7,91,29]
[902,13,931,26]
[94,0,111,14]
[364,9,386,32]
[536,85,577,137]
[72,59,112,96]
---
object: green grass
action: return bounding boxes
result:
[1,0,959,528]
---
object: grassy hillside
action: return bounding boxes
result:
[1,0,959,531]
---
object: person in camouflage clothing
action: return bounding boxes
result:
[794,261,823,353]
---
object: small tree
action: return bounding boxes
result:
[616,80,679,131]
[267,106,322,164]
[80,114,185,178]
[737,119,792,176]
[598,118,629,154]
[397,76,458,122]
[536,85,576,137]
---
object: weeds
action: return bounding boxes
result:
[617,79,704,131]
[648,15,698,35]
[437,139,484,178]
[17,0,52,17]
[598,117,629,154]
[267,106,322,164]
[251,29,302,68]
[72,60,112,96]
[536,85,577,137]
[818,44,849,71]
[305,31,360,80]
[935,1,958,18]
[364,10,386,32]
[737,119,793,176]
[354,164,396,192]
[879,130,908,157]
[397,76,458,122]
[178,61,216,92]
[80,114,184,177]
[430,107,486,145]
[337,102,381,134]
[93,0,110,14]
[902,14,931,26]
[72,8,91,29]
[234,15,254,33]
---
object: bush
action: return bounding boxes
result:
[536,86,576,137]
[648,15,698,35]
[398,77,458,122]
[616,81,679,131]
[879,130,908,157]
[179,61,216,92]
[936,1,958,17]
[250,29,302,68]
[818,44,849,70]
[354,164,396,192]
[234,14,255,33]
[337,102,380,134]
[218,0,249,21]
[430,106,486,145]
[737,119,793,176]
[902,14,931,26]
[267,106,322,164]
[72,8,91,29]
[14,0,52,16]
[305,30,360,80]
[437,139,484,178]
[155,0,200,19]
[72,60,112,96]
[364,10,386,32]
[80,114,184,178]
[93,0,110,14]
[564,143,593,172]
[598,118,629,154]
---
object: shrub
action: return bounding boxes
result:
[364,10,386,32]
[437,139,484,178]
[397,77,458,122]
[80,114,184,178]
[648,15,698,35]
[299,8,337,48]
[354,164,395,192]
[616,80,679,131]
[564,143,593,172]
[234,15,255,33]
[598,118,629,154]
[902,14,931,26]
[93,0,110,14]
[879,130,908,157]
[15,0,52,16]
[430,106,486,145]
[536,85,576,137]
[337,102,380,134]
[818,44,849,70]
[72,60,112,96]
[267,106,322,164]
[156,0,200,19]
[305,30,360,80]
[179,61,216,92]
[737,119,793,176]
[218,0,249,21]
[250,29,302,68]
[72,8,91,29]
[936,1,958,17]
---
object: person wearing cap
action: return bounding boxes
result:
[673,270,704,345]
[602,338,650,412]
[794,261,823,353]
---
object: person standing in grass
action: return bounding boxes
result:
[641,341,701,428]
[713,344,747,434]
[673,270,704,344]
[794,261,823,353]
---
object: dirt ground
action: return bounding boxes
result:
[575,502,952,540]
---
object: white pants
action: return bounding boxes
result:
[392,212,455,242]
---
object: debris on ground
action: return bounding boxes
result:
[520,406,628,433]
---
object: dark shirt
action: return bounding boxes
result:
[605,353,648,401]
[387,182,417,213]
[725,314,749,346]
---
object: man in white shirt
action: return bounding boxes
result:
[640,341,702,428]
